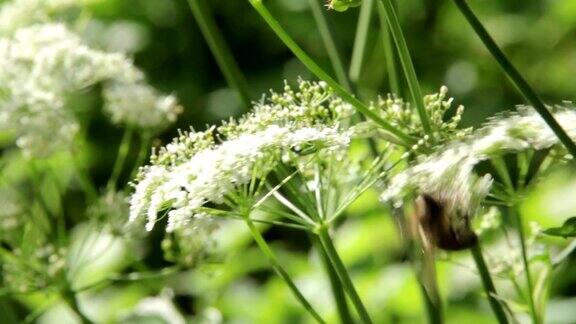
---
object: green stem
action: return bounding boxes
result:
[62,289,92,324]
[552,239,576,268]
[188,0,252,109]
[244,217,326,323]
[71,152,98,202]
[417,281,443,324]
[509,207,539,323]
[317,226,372,324]
[377,0,434,141]
[313,235,354,324]
[376,0,400,95]
[107,126,133,190]
[248,0,413,146]
[129,132,152,180]
[349,0,374,84]
[451,0,576,158]
[470,243,509,323]
[308,0,351,91]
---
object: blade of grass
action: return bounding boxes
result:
[377,0,434,141]
[188,0,252,109]
[248,0,413,146]
[308,0,352,91]
[349,0,374,84]
[451,0,576,158]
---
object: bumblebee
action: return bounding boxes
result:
[413,194,478,251]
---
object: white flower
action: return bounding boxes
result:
[0,0,74,36]
[129,80,355,234]
[218,79,354,139]
[130,125,351,232]
[104,82,182,129]
[381,105,576,216]
[0,23,179,156]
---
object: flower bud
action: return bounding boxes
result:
[328,0,362,12]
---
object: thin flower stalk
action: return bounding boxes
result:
[107,126,134,190]
[244,217,326,323]
[349,0,374,84]
[470,243,509,324]
[317,226,373,324]
[308,0,351,91]
[248,0,413,146]
[508,207,539,323]
[313,236,354,324]
[451,0,576,158]
[377,0,434,141]
[377,2,401,95]
[188,0,252,109]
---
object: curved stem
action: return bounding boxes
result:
[470,243,509,323]
[451,0,576,158]
[244,217,326,323]
[377,0,434,141]
[107,126,133,190]
[188,0,252,109]
[317,226,372,324]
[248,0,413,146]
[308,0,351,91]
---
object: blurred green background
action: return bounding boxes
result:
[3,0,576,323]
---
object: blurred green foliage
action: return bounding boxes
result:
[2,0,576,323]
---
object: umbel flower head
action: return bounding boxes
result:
[381,105,576,222]
[372,86,470,146]
[129,80,355,233]
[0,23,181,156]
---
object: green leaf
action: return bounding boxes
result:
[543,217,576,238]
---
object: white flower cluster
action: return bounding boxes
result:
[0,0,181,156]
[130,81,355,232]
[219,80,354,138]
[0,0,76,35]
[381,105,576,217]
[104,82,182,129]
